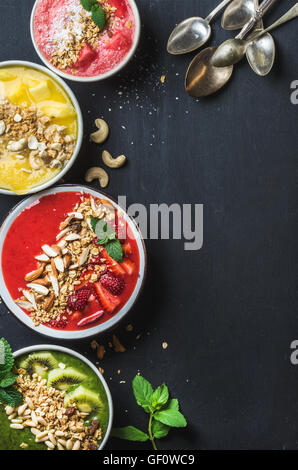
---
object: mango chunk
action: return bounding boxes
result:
[37,101,76,119]
[29,80,51,101]
[7,82,30,106]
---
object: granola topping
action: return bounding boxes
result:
[5,370,101,450]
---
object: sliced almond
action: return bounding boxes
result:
[24,265,44,282]
[49,275,59,297]
[44,293,55,311]
[22,290,37,310]
[33,277,51,287]
[65,233,81,242]
[57,239,67,248]
[42,244,58,257]
[35,254,50,263]
[54,256,64,273]
[64,253,72,268]
[79,247,89,266]
[68,212,83,220]
[51,259,58,278]
[59,217,72,230]
[27,283,49,296]
[69,263,78,270]
[56,227,71,241]
[61,248,68,255]
[51,245,62,255]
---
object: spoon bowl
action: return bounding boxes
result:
[185,47,234,97]
[212,38,247,66]
[167,17,211,55]
[246,29,275,75]
[222,0,255,30]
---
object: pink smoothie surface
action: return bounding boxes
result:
[33,0,136,77]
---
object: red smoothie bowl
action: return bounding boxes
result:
[0,185,146,339]
[30,0,141,82]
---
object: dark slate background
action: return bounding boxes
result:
[0,0,298,450]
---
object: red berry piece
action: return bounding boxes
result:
[100,273,125,296]
[67,288,91,311]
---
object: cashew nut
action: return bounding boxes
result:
[29,151,44,170]
[102,150,126,169]
[7,138,27,152]
[85,167,109,188]
[90,119,109,144]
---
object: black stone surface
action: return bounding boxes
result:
[0,0,298,450]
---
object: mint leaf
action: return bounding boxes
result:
[105,239,123,263]
[0,388,23,407]
[151,383,169,410]
[152,420,170,439]
[111,426,149,442]
[90,215,100,232]
[154,409,187,428]
[166,398,179,411]
[91,4,106,29]
[0,371,17,388]
[132,375,153,413]
[0,338,14,372]
[80,0,98,12]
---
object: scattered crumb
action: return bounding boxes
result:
[91,340,99,350]
[20,442,28,449]
[98,367,104,375]
[162,342,168,350]
[126,324,133,332]
[108,342,113,348]
[112,334,126,353]
[58,362,66,369]
[117,369,121,374]
[160,75,166,84]
[119,380,126,384]
[136,334,141,340]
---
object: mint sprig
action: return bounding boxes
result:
[0,338,23,407]
[111,375,187,450]
[80,0,106,29]
[90,216,123,263]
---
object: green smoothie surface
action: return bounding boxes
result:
[0,350,109,450]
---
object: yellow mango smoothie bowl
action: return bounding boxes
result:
[0,61,83,195]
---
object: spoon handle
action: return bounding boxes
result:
[237,0,277,39]
[252,3,298,40]
[205,0,232,23]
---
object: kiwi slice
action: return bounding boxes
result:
[47,367,87,391]
[19,352,58,378]
[64,385,103,414]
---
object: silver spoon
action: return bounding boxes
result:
[222,0,255,30]
[212,3,298,67]
[246,0,276,75]
[167,0,232,55]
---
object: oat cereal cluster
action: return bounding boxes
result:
[0,99,75,173]
[5,370,101,450]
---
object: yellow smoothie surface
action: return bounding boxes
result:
[0,66,78,194]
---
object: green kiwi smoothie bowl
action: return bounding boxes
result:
[0,342,113,450]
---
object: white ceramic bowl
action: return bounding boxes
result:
[30,0,141,83]
[13,344,113,449]
[0,60,83,196]
[0,184,147,340]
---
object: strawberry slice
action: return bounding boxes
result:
[121,259,135,275]
[95,282,121,314]
[101,248,126,276]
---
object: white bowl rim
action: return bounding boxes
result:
[0,60,83,196]
[13,343,114,450]
[0,184,147,340]
[30,0,141,83]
